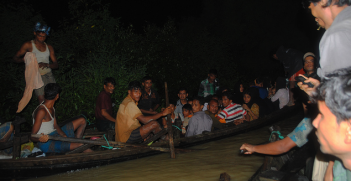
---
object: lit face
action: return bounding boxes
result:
[243,94,251,104]
[104,82,115,94]
[192,100,203,113]
[240,84,244,93]
[309,1,331,29]
[208,73,217,83]
[182,109,191,117]
[207,100,219,115]
[128,89,142,102]
[142,80,152,90]
[169,104,176,112]
[178,90,188,101]
[312,101,350,156]
[304,56,315,72]
[34,31,47,43]
[222,96,232,107]
[188,100,193,106]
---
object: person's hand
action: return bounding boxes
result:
[39,133,49,143]
[242,104,249,111]
[240,143,255,154]
[162,106,172,116]
[38,63,49,69]
[297,75,320,97]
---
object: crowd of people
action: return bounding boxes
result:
[1,0,351,180]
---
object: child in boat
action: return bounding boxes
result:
[181,104,193,134]
[174,87,188,122]
[185,97,212,137]
[115,81,172,143]
[162,99,179,128]
[32,83,93,153]
[217,91,249,125]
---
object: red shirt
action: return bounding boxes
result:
[95,91,113,120]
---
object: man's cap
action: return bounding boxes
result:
[303,52,315,60]
[33,22,51,35]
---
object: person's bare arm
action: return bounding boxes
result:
[137,107,171,124]
[13,42,31,63]
[324,160,334,181]
[242,104,258,120]
[31,108,49,142]
[297,75,320,97]
[140,109,157,115]
[240,137,297,155]
[47,44,58,69]
[53,117,67,138]
[153,104,160,111]
[101,109,116,122]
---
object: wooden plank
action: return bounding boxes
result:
[0,134,29,150]
[165,82,176,158]
[142,128,168,145]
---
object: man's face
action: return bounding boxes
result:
[243,94,251,104]
[313,101,349,155]
[178,90,188,101]
[34,31,47,43]
[192,100,203,113]
[142,80,152,90]
[104,83,115,94]
[169,104,176,112]
[304,56,315,72]
[182,109,191,117]
[309,1,331,29]
[207,100,219,115]
[128,89,142,102]
[222,96,232,107]
[208,73,217,83]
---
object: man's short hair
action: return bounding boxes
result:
[178,87,187,93]
[221,91,234,101]
[255,77,263,85]
[209,69,218,76]
[302,0,350,8]
[104,77,116,86]
[209,99,219,105]
[128,81,142,91]
[193,96,205,105]
[182,104,192,112]
[313,67,351,123]
[169,99,177,106]
[44,83,61,100]
[187,97,193,102]
[142,76,152,83]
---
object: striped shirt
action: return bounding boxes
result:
[218,103,247,123]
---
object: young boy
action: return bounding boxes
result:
[181,104,193,134]
[198,69,220,98]
[138,76,161,116]
[174,87,188,122]
[162,99,179,128]
[185,97,212,137]
[217,92,249,125]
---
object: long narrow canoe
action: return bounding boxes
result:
[0,105,303,180]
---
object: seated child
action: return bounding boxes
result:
[185,97,212,137]
[217,91,249,125]
[181,104,193,134]
[162,99,179,128]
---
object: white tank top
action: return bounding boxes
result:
[31,40,51,75]
[32,103,56,135]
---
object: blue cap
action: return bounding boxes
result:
[33,22,51,35]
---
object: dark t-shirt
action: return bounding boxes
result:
[138,88,160,111]
[95,90,113,120]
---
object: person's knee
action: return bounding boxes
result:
[74,117,87,126]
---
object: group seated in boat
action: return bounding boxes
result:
[31,83,93,153]
[115,81,171,143]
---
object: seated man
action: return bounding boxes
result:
[115,81,171,143]
[205,99,224,131]
[95,77,116,132]
[138,76,161,116]
[0,121,14,154]
[181,104,193,134]
[217,92,249,125]
[31,83,92,153]
[174,87,188,122]
[185,97,212,137]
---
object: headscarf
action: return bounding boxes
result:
[233,82,244,104]
[243,87,259,109]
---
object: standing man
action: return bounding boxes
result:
[174,87,188,122]
[13,22,58,103]
[138,76,161,116]
[198,69,220,98]
[95,77,116,132]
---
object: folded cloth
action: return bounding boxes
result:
[17,52,44,113]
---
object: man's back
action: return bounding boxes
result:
[185,111,212,137]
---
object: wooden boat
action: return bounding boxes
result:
[0,105,303,180]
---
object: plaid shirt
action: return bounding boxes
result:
[198,78,219,97]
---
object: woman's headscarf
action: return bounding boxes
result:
[233,82,244,104]
[243,87,259,109]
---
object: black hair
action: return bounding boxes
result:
[249,81,255,87]
[313,67,351,123]
[104,77,116,86]
[44,83,62,100]
[302,0,350,8]
[187,97,193,102]
[178,87,187,94]
[142,76,152,83]
[221,91,234,101]
[255,77,263,85]
[169,99,177,106]
[211,94,220,100]
[209,99,219,105]
[209,69,218,76]
[128,81,142,91]
[182,104,192,112]
[193,96,205,105]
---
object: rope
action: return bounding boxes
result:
[269,131,284,141]
[101,134,114,149]
[80,114,92,126]
[172,125,182,131]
